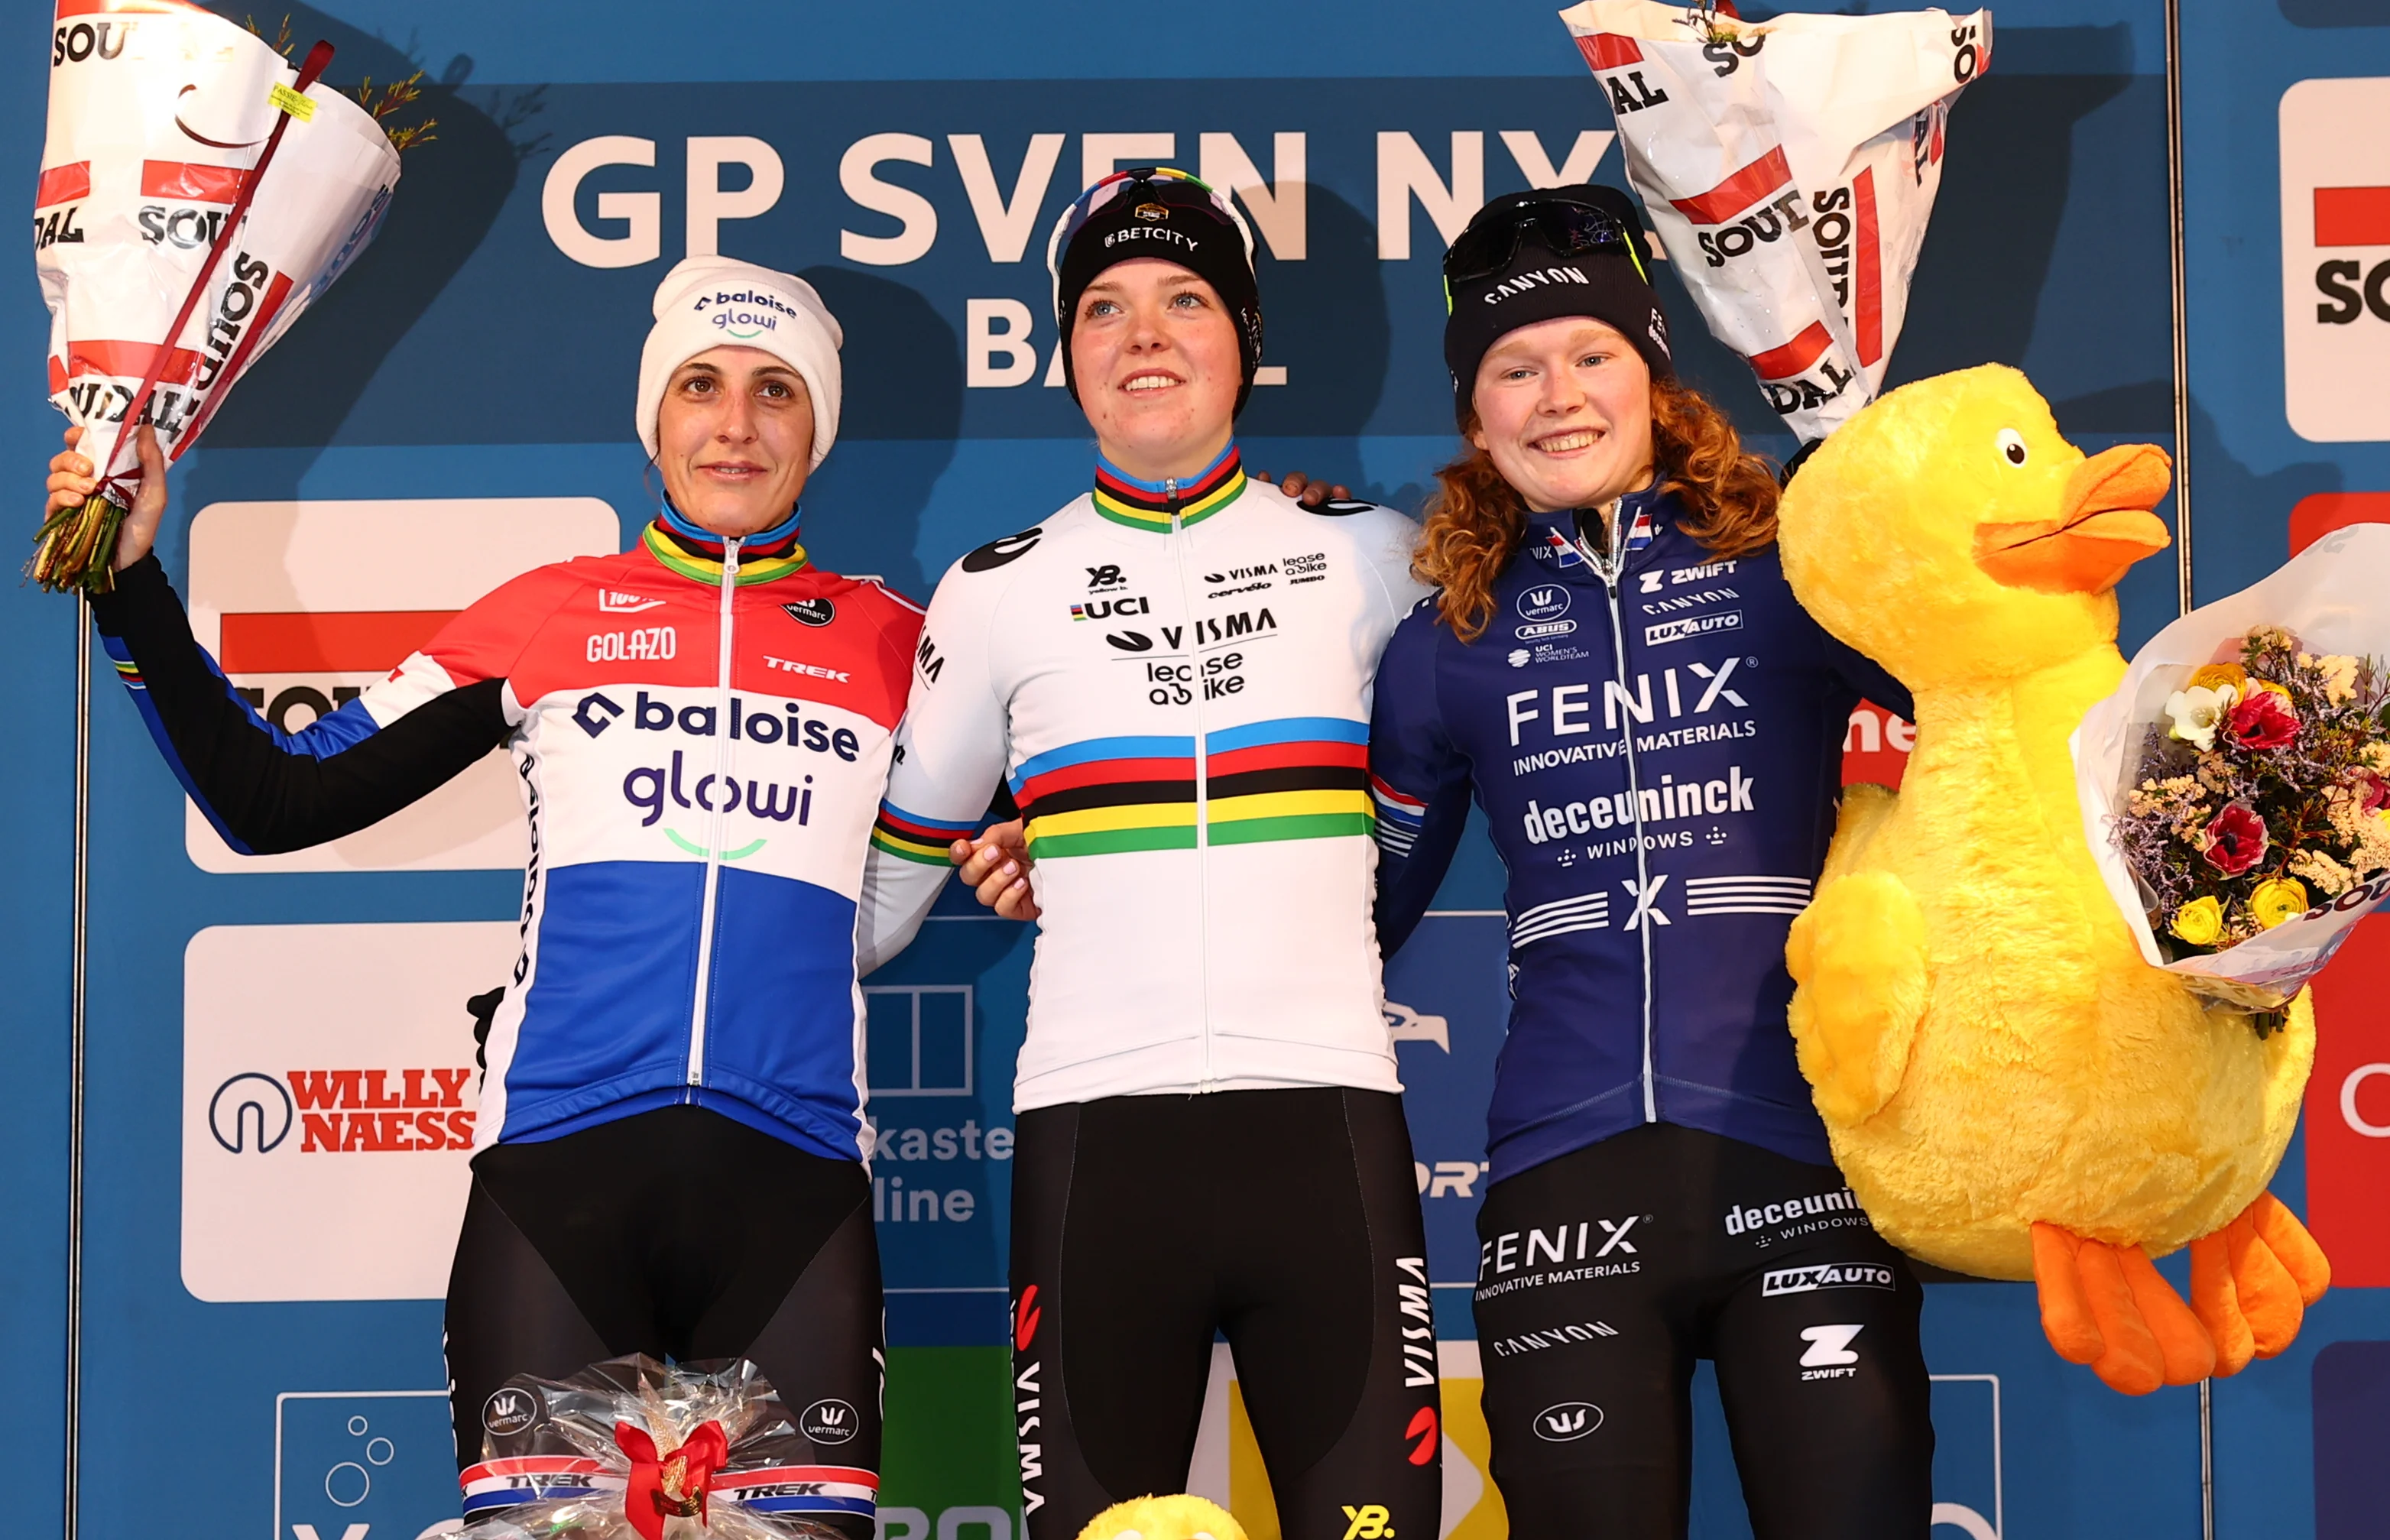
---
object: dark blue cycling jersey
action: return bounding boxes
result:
[1369,485,1911,1181]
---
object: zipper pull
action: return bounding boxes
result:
[725,533,741,581]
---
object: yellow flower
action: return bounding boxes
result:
[2255,679,2295,705]
[2190,663,2247,695]
[2171,896,2224,945]
[2250,877,2311,929]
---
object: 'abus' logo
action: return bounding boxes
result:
[1533,1401,1602,1441]
[209,1073,294,1153]
[799,1398,859,1444]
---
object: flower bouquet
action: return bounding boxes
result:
[1556,0,1988,443]
[459,1356,869,1539]
[31,0,404,593]
[2075,523,2390,1018]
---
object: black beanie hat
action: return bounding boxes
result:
[1047,167,1266,415]
[1442,183,1675,426]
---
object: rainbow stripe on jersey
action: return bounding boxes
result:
[1013,716,1372,858]
[871,799,978,865]
[641,502,809,586]
[1091,443,1246,532]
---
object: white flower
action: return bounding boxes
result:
[2165,682,2238,751]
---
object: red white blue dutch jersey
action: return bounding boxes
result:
[92,517,922,1160]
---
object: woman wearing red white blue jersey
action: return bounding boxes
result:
[1366,188,1934,1537]
[45,256,903,1534]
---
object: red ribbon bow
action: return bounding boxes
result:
[615,1418,730,1540]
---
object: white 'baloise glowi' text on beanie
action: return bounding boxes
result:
[636,255,843,468]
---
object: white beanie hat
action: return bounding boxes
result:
[636,255,843,468]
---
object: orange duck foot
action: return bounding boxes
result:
[2190,1191,2332,1376]
[2031,1222,2214,1394]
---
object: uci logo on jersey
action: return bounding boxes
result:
[1516,584,1572,623]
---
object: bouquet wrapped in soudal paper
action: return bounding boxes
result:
[2075,524,2390,1018]
[1557,0,1988,443]
[32,0,400,592]
[460,1356,868,1539]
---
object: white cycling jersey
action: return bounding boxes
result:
[860,446,1429,1109]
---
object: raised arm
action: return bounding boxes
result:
[91,556,516,854]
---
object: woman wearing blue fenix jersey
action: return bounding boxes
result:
[1367,186,1936,1538]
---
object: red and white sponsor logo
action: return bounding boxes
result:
[183,920,514,1302]
[2281,77,2390,441]
[184,498,617,873]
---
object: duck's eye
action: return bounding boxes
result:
[1996,429,2028,466]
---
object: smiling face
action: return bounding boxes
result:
[1069,257,1242,481]
[1469,316,1655,514]
[654,345,815,539]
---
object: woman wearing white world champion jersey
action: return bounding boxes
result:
[856,169,1442,1538]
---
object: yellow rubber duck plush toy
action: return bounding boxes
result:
[1775,364,2330,1394]
[1073,1495,1248,1540]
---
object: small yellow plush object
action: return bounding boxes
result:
[1073,1495,1250,1540]
[1776,365,2330,1396]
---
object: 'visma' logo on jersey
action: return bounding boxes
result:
[1516,584,1572,623]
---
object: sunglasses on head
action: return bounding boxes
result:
[1441,198,1638,287]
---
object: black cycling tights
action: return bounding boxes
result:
[1010,1088,1441,1540]
[445,1106,881,1538]
[1473,1123,1933,1539]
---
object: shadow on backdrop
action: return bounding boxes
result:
[186,5,536,506]
[2281,0,2390,24]
[1891,30,2135,398]
[793,267,964,599]
[1239,183,1410,505]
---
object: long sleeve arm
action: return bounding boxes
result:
[856,562,1015,975]
[1826,634,1915,725]
[1369,601,1476,958]
[89,554,512,855]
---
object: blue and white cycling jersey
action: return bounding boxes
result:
[1370,485,1912,1181]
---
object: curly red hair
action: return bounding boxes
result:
[1413,378,1782,642]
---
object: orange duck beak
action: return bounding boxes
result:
[1973,443,2174,594]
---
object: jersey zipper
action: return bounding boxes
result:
[1578,511,1659,1123]
[686,536,741,1088]
[1166,480,1217,1091]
